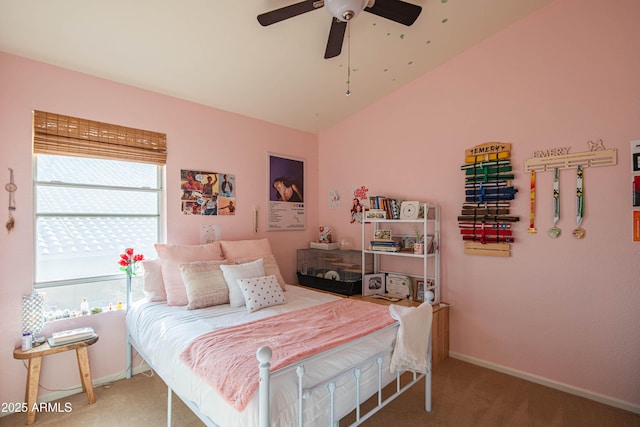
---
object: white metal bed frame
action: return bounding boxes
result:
[125,282,432,427]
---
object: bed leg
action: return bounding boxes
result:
[425,332,432,412]
[257,346,273,427]
[296,366,305,427]
[126,338,132,379]
[327,382,337,427]
[167,386,173,427]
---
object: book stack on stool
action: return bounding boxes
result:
[48,327,96,347]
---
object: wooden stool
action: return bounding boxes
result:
[13,335,99,425]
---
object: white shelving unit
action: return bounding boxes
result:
[361,203,441,304]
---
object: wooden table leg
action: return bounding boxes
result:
[75,347,96,404]
[25,356,42,425]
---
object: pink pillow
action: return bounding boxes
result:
[220,238,273,259]
[155,242,224,306]
[141,258,166,301]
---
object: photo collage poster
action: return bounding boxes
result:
[181,169,235,216]
[267,154,305,231]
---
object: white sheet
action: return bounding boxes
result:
[127,285,400,426]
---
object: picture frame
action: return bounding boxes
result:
[425,235,435,254]
[386,274,412,298]
[400,236,417,252]
[363,273,385,296]
[373,229,392,241]
[365,209,386,220]
[414,279,425,302]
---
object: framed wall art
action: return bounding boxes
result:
[267,153,305,231]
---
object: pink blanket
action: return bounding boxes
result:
[178,299,395,411]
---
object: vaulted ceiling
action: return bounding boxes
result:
[0,0,553,133]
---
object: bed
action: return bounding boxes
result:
[125,239,432,426]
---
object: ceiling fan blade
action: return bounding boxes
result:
[365,0,422,26]
[324,18,347,59]
[257,1,324,26]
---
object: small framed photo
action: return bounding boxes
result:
[400,236,417,252]
[425,236,435,253]
[414,279,425,302]
[386,274,412,298]
[363,273,385,296]
[373,229,392,241]
[365,209,387,220]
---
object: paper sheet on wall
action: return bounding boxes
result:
[200,224,221,244]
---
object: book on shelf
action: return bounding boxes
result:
[369,244,401,252]
[370,240,397,246]
[49,327,96,346]
[368,196,401,220]
[370,236,401,252]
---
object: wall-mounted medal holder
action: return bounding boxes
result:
[524,140,617,172]
[459,142,519,257]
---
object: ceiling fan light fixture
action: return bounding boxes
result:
[325,0,369,22]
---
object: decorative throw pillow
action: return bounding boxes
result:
[155,242,224,306]
[220,258,265,308]
[231,254,286,291]
[141,258,167,301]
[179,260,230,310]
[237,275,286,313]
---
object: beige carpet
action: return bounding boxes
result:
[1,358,638,427]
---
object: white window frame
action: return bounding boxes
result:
[33,154,164,302]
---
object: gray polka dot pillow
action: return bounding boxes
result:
[237,274,286,313]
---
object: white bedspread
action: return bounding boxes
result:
[127,286,399,427]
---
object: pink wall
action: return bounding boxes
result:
[318,0,640,409]
[1,0,638,414]
[0,52,318,405]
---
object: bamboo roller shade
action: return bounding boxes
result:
[33,110,167,165]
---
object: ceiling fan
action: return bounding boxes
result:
[257,0,422,59]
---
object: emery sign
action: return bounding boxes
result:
[532,147,571,158]
[465,142,511,157]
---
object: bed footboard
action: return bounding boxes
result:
[256,332,432,427]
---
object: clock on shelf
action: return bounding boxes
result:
[400,201,420,220]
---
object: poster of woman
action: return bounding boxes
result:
[267,154,305,231]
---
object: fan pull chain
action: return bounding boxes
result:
[346,23,351,96]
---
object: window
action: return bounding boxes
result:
[33,111,166,319]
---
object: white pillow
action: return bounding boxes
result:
[237,275,286,313]
[179,260,230,310]
[220,258,265,308]
[231,254,286,291]
[141,258,166,301]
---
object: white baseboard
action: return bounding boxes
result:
[35,363,152,404]
[449,352,640,415]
